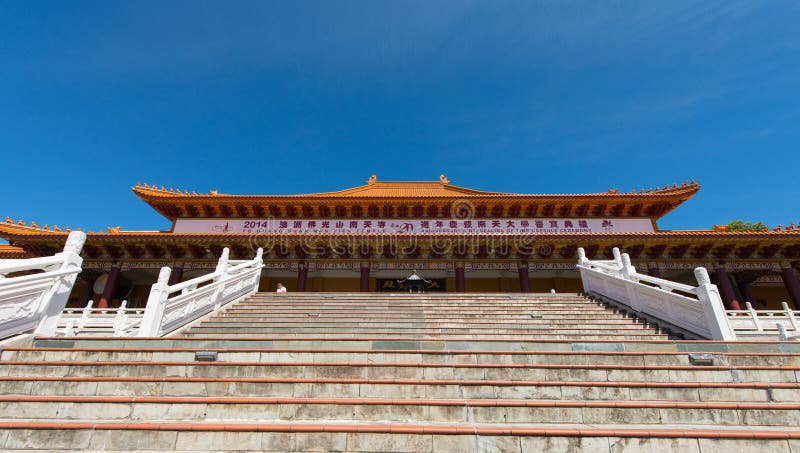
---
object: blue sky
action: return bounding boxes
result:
[2,1,799,240]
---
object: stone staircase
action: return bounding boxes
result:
[1,292,800,452]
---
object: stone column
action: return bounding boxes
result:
[455,262,465,293]
[98,266,121,309]
[714,266,741,310]
[297,262,307,292]
[517,262,530,293]
[647,262,661,278]
[780,261,800,310]
[360,263,370,292]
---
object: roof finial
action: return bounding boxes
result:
[439,174,449,185]
[367,175,377,185]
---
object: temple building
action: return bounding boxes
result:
[2,175,800,311]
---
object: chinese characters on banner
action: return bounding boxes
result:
[174,218,655,234]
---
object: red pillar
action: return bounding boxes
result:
[738,280,756,306]
[360,264,370,292]
[168,266,184,286]
[98,266,121,309]
[781,262,800,310]
[518,262,530,293]
[647,263,661,278]
[714,266,741,310]
[79,276,95,307]
[297,263,307,292]
[455,264,465,293]
[168,267,184,297]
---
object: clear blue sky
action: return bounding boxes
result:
[2,1,799,241]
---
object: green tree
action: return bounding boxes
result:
[725,220,768,232]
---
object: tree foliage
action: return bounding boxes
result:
[725,220,767,232]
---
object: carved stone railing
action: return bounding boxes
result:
[577,247,735,340]
[138,247,263,337]
[0,231,85,339]
[727,302,799,337]
[58,301,144,337]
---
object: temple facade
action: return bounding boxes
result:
[2,175,800,311]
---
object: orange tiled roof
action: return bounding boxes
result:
[132,176,701,200]
[0,244,32,258]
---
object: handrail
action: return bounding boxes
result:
[577,246,735,340]
[0,268,82,287]
[138,247,263,337]
[58,299,145,337]
[0,231,86,339]
[0,255,66,275]
[726,301,799,333]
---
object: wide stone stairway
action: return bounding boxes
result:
[1,292,800,452]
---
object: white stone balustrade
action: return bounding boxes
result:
[726,301,800,335]
[577,247,735,340]
[0,231,85,339]
[138,247,263,337]
[58,301,144,337]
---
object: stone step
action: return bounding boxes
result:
[0,421,798,452]
[2,395,799,426]
[191,323,661,331]
[2,360,797,383]
[202,318,653,324]
[180,333,671,341]
[32,337,800,353]
[4,375,799,402]
[6,347,800,367]
[185,326,669,335]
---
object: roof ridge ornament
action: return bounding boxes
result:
[367,175,377,185]
[439,174,449,185]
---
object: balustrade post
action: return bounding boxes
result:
[213,248,230,310]
[745,302,762,332]
[782,302,799,331]
[113,300,128,336]
[64,319,75,337]
[693,267,736,340]
[620,254,637,279]
[620,253,641,311]
[34,231,86,336]
[577,248,587,266]
[79,301,93,330]
[253,248,264,293]
[612,248,622,268]
[138,267,172,337]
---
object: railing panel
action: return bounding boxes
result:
[0,231,85,339]
[577,247,735,340]
[138,247,263,337]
